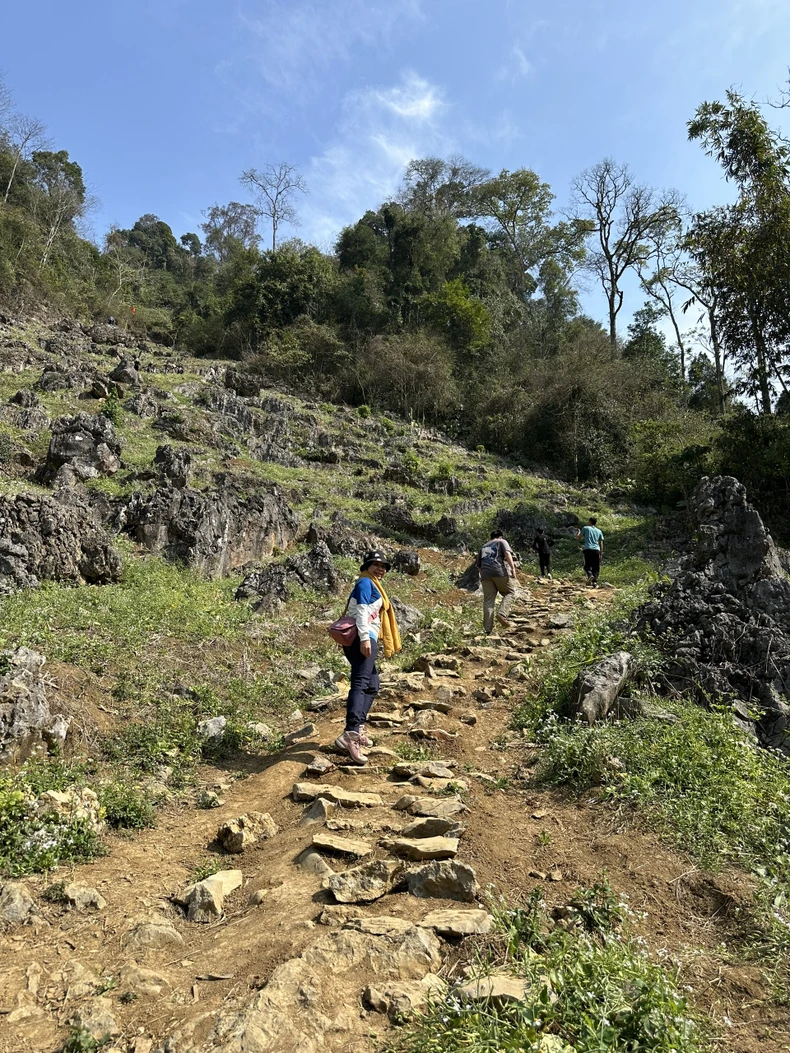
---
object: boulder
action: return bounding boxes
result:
[0,492,121,595]
[295,846,334,878]
[0,647,72,763]
[407,860,478,902]
[125,391,159,418]
[311,831,373,857]
[385,836,459,861]
[153,444,191,488]
[401,817,461,839]
[118,963,171,997]
[407,796,468,819]
[179,869,243,923]
[0,881,35,925]
[365,974,446,1021]
[456,562,481,592]
[60,883,107,911]
[390,597,423,635]
[458,972,534,1005]
[225,368,261,397]
[570,651,636,724]
[217,812,278,854]
[123,482,298,578]
[299,797,337,825]
[197,715,226,744]
[37,412,122,483]
[419,908,493,937]
[326,859,407,903]
[72,997,119,1040]
[235,541,339,612]
[35,787,103,833]
[637,476,790,753]
[292,783,383,808]
[306,513,373,559]
[109,357,140,386]
[124,917,184,953]
[393,549,421,576]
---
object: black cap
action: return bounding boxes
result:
[360,549,391,572]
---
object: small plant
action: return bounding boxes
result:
[43,881,69,904]
[99,782,157,830]
[356,403,371,418]
[100,390,122,425]
[190,857,224,883]
[95,975,116,995]
[61,1027,111,1053]
[536,829,553,846]
[119,990,137,1005]
[394,742,433,762]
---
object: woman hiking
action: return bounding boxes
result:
[334,550,401,765]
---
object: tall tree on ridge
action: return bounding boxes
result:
[240,162,307,252]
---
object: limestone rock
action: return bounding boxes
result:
[0,492,121,596]
[295,846,335,878]
[365,973,446,1021]
[305,754,335,777]
[311,831,372,857]
[119,963,171,997]
[177,870,243,923]
[570,651,635,724]
[123,482,298,579]
[401,816,462,838]
[385,836,459,861]
[37,411,122,482]
[61,883,107,911]
[390,597,423,635]
[236,542,339,612]
[326,859,407,903]
[197,715,226,744]
[407,860,478,902]
[0,647,72,763]
[0,881,35,925]
[407,796,468,819]
[292,783,383,808]
[392,549,421,576]
[344,915,415,937]
[217,812,278,854]
[35,787,103,833]
[420,908,493,937]
[72,997,120,1040]
[299,797,337,825]
[283,722,316,744]
[458,972,532,1005]
[124,917,184,953]
[153,444,191,488]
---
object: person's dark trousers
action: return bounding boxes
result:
[343,636,380,733]
[583,549,601,581]
[539,554,551,576]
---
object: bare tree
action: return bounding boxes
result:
[239,162,307,251]
[570,159,678,351]
[104,227,148,304]
[2,113,48,207]
[0,71,13,130]
[636,203,692,378]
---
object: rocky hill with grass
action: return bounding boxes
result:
[0,311,789,1053]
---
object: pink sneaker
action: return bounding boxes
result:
[358,725,374,748]
[334,730,368,765]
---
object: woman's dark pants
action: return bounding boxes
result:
[343,636,380,733]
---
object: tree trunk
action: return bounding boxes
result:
[708,309,726,415]
[749,310,773,414]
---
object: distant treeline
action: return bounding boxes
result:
[1,74,789,531]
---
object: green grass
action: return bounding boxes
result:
[390,883,707,1053]
[0,554,254,674]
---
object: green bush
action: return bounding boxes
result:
[99,783,157,829]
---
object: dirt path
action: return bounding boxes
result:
[1,578,787,1053]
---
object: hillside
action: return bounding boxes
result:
[0,312,789,1053]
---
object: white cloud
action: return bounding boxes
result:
[498,41,532,83]
[299,70,452,246]
[234,0,423,104]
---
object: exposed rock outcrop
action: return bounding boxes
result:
[235,541,339,611]
[0,647,69,763]
[122,483,298,578]
[570,651,636,724]
[37,412,122,484]
[153,444,192,488]
[638,475,790,752]
[0,491,122,594]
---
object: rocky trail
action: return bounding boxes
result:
[1,575,784,1053]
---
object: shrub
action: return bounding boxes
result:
[99,783,157,829]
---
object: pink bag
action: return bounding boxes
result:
[329,592,358,646]
[328,614,358,646]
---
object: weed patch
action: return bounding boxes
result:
[391,883,706,1053]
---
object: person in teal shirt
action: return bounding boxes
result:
[577,517,604,586]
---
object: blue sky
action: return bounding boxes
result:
[3,0,790,327]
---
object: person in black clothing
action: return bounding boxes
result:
[531,527,554,579]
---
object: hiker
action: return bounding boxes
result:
[334,550,401,765]
[531,527,554,579]
[476,530,518,633]
[576,517,604,587]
